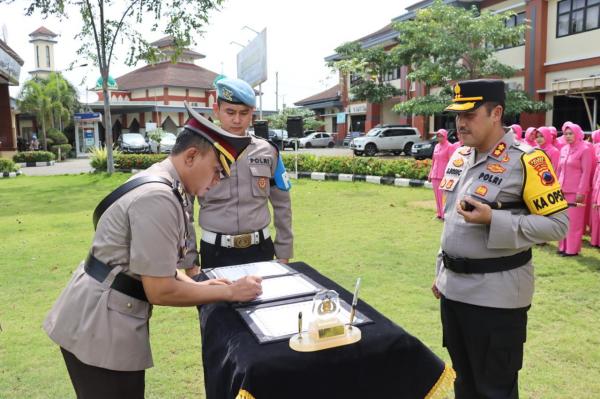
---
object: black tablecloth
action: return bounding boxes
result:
[196,262,453,399]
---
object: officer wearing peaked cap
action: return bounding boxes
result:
[187,76,293,270]
[43,114,263,398]
[432,79,569,398]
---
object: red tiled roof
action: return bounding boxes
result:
[115,61,219,90]
[29,26,57,37]
[295,84,340,106]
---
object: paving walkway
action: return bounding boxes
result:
[20,157,94,176]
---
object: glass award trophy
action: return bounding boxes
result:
[289,289,361,352]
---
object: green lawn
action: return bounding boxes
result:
[1,174,599,398]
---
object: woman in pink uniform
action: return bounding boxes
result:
[428,129,453,219]
[590,130,600,247]
[524,127,537,146]
[548,126,562,149]
[535,126,560,168]
[511,124,523,142]
[556,122,593,256]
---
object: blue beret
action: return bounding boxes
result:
[215,77,256,108]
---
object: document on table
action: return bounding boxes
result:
[237,297,372,344]
[205,261,294,281]
[255,274,321,303]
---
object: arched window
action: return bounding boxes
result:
[46,46,51,68]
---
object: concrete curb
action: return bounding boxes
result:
[2,170,22,179]
[289,171,430,189]
[18,161,56,167]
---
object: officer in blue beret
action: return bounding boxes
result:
[187,76,293,271]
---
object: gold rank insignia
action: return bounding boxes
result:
[501,153,510,163]
[487,164,506,174]
[445,179,455,189]
[492,142,507,158]
[459,147,472,156]
[453,158,464,167]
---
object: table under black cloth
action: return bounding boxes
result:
[196,262,454,399]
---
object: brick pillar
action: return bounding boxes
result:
[0,84,16,151]
[152,111,159,124]
[365,103,381,131]
[122,114,127,130]
[178,112,184,127]
[163,87,169,105]
[139,112,145,128]
[521,0,548,128]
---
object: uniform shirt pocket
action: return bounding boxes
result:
[250,165,271,197]
[204,177,232,200]
[107,289,150,320]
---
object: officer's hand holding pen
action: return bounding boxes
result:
[228,275,263,302]
[456,196,492,225]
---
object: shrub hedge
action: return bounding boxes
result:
[281,154,431,180]
[13,151,56,163]
[0,158,20,173]
[115,154,168,170]
[106,153,431,180]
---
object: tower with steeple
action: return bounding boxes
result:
[29,26,58,79]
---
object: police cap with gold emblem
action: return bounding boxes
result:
[183,102,250,176]
[214,76,256,107]
[445,79,505,113]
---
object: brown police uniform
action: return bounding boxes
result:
[197,135,293,268]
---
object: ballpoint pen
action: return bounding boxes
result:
[349,277,361,327]
[298,311,303,340]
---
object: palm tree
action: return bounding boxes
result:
[17,79,53,150]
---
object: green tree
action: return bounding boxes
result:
[17,79,52,150]
[328,42,401,104]
[391,0,551,117]
[266,108,325,131]
[17,74,81,150]
[8,0,224,173]
[45,72,81,131]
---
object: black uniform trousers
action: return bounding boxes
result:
[200,235,275,268]
[61,347,145,399]
[440,296,529,399]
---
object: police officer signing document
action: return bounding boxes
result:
[194,76,293,269]
[432,80,569,398]
[43,107,263,399]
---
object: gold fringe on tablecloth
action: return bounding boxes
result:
[424,363,456,399]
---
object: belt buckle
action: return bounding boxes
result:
[233,233,252,249]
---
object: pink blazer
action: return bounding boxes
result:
[557,124,593,195]
[429,130,453,179]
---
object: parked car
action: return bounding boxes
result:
[411,129,458,160]
[148,132,177,154]
[343,131,363,147]
[283,137,300,150]
[298,132,335,148]
[117,133,151,153]
[350,126,422,156]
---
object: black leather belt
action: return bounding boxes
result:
[84,253,148,302]
[442,249,532,274]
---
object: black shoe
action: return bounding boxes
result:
[563,253,579,257]
[557,250,565,255]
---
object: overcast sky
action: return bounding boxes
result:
[3,0,413,110]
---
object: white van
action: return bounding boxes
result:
[350,125,422,156]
